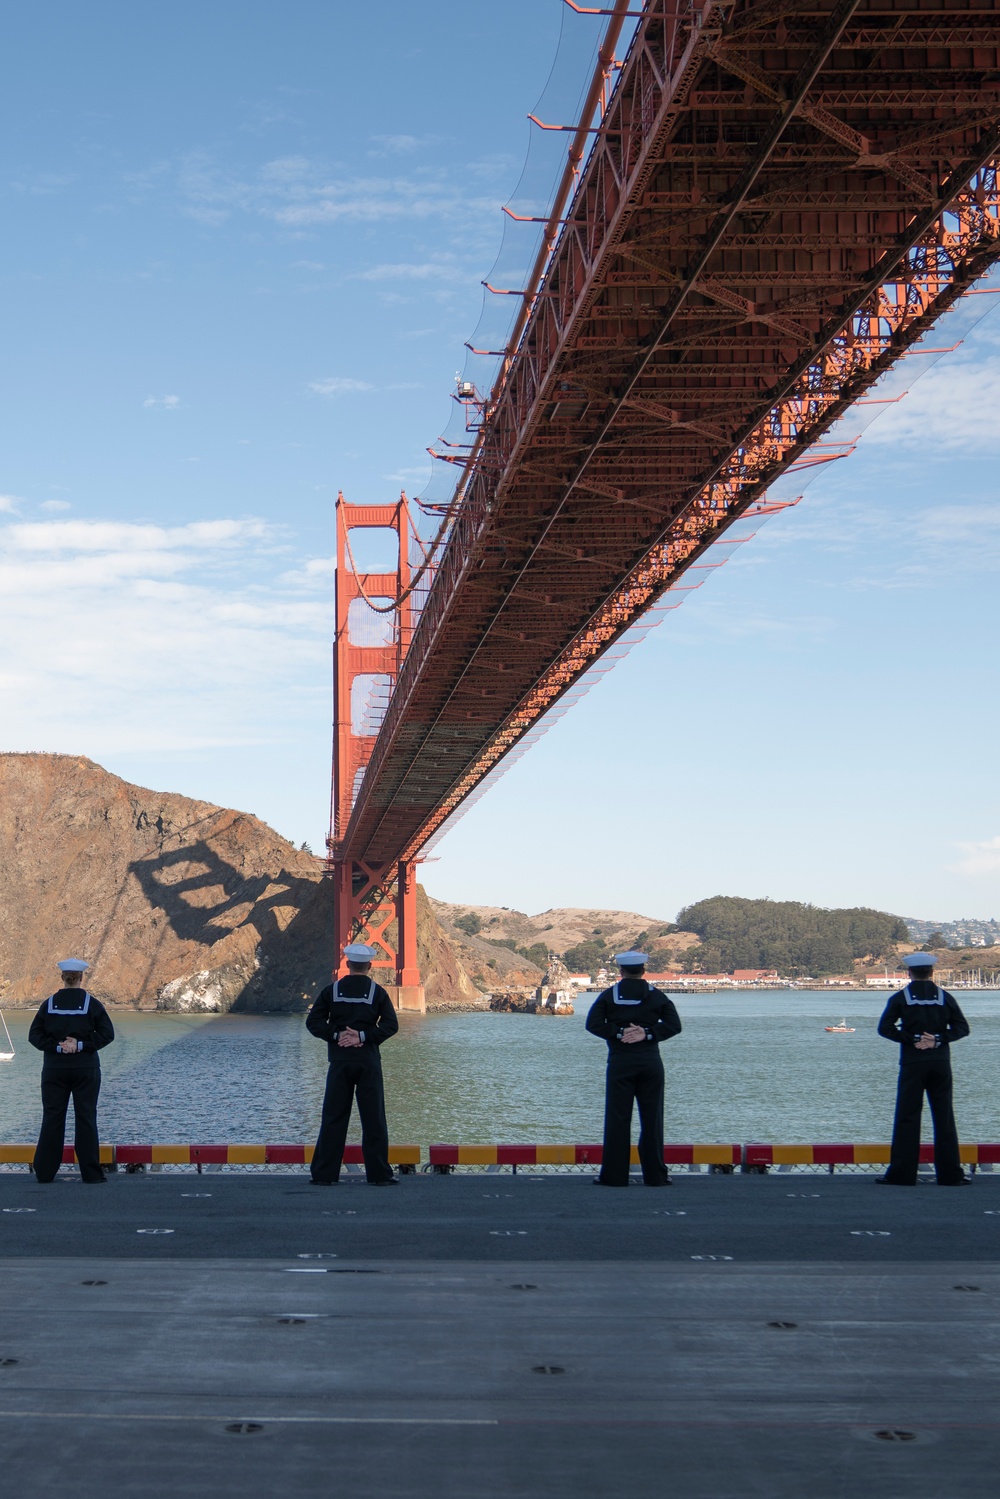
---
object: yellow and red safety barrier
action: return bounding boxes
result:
[743,1143,1000,1168]
[1,1142,999,1170]
[427,1143,742,1167]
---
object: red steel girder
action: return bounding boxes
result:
[342,0,1000,869]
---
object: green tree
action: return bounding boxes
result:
[681,943,724,974]
[455,911,482,937]
[924,930,948,950]
[562,939,610,975]
[675,896,909,978]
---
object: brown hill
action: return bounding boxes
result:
[0,753,481,1011]
[430,900,697,968]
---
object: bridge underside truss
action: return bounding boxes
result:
[344,0,1000,869]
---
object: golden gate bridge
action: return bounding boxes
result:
[326,0,1000,1009]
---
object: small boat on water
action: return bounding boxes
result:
[0,1010,14,1061]
[825,1018,855,1033]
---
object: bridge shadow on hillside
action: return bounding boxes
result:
[128,840,334,1012]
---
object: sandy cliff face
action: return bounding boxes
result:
[0,753,480,1012]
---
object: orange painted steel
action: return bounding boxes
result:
[328,495,424,1007]
[340,0,1000,872]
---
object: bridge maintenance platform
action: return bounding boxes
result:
[1,1169,997,1498]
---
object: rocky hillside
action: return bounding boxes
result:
[0,754,482,1012]
[428,905,547,992]
[430,899,698,968]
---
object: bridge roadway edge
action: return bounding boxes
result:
[1,1173,997,1497]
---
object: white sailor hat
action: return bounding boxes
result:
[902,952,937,968]
[615,950,649,967]
[343,943,377,963]
[57,958,90,973]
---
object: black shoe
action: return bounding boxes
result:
[310,1178,339,1186]
[593,1177,627,1187]
[83,1175,107,1184]
[938,1176,970,1186]
[644,1176,672,1187]
[875,1175,915,1185]
[369,1177,398,1186]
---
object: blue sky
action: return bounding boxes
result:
[1,2,998,925]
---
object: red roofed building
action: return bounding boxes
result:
[732,969,779,982]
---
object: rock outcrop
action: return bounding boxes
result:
[0,753,483,1012]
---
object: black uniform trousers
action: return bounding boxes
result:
[312,1051,393,1183]
[598,1051,670,1187]
[34,1060,105,1183]
[886,1052,964,1185]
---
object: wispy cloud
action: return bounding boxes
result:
[279,555,336,588]
[356,260,466,283]
[949,836,1000,876]
[867,356,1000,453]
[10,171,76,196]
[382,464,432,487]
[306,377,374,397]
[0,494,21,514]
[170,150,498,229]
[39,500,71,512]
[143,394,180,409]
[0,512,333,754]
[7,518,270,556]
[369,134,427,155]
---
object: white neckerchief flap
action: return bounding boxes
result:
[335,978,376,1004]
[612,982,643,1006]
[47,991,91,1015]
[903,983,944,1006]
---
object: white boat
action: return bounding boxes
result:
[824,1017,855,1033]
[0,1010,14,1060]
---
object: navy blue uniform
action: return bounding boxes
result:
[28,989,115,1183]
[306,976,399,1182]
[586,980,682,1186]
[877,981,969,1185]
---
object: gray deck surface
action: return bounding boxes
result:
[2,1171,998,1496]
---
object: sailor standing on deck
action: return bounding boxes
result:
[876,952,970,1186]
[306,943,399,1185]
[586,951,682,1187]
[28,960,115,1184]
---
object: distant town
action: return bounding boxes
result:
[905,916,1000,949]
[432,897,1000,997]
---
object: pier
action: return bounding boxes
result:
[2,1164,998,1497]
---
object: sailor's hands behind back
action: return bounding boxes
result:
[914,1031,937,1051]
[337,1027,362,1049]
[57,1038,80,1053]
[621,1023,646,1044]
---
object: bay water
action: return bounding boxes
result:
[2,992,999,1146]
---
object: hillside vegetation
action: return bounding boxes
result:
[677,896,909,977]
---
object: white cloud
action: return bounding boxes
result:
[353,262,458,281]
[369,134,424,154]
[0,494,21,513]
[867,356,1000,452]
[0,512,334,755]
[306,377,374,397]
[382,465,432,487]
[39,500,71,512]
[914,504,1000,543]
[143,395,180,409]
[279,556,336,587]
[949,836,1000,876]
[172,150,497,229]
[7,518,270,554]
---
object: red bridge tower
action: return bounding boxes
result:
[327,493,425,1012]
